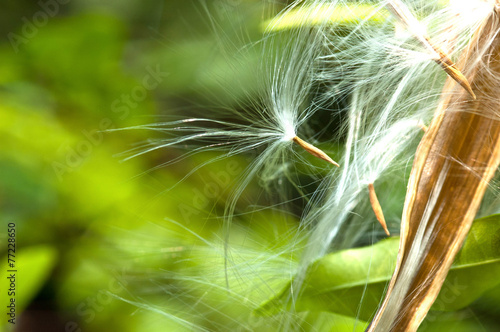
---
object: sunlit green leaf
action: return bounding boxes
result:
[257,236,398,320]
[262,4,388,32]
[433,214,500,311]
[258,214,500,321]
[0,245,58,328]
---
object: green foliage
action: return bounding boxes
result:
[0,246,58,328]
[257,236,398,320]
[263,3,388,31]
[436,214,500,311]
[1,1,499,331]
[258,214,500,323]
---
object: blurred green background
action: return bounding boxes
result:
[1,0,500,331]
[0,1,310,331]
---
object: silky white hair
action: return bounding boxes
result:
[110,0,500,330]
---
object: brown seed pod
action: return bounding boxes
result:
[368,5,500,332]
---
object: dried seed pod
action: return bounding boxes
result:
[368,5,500,332]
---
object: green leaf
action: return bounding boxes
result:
[0,245,58,327]
[257,237,399,320]
[262,4,388,32]
[257,214,500,321]
[297,309,370,332]
[433,214,500,311]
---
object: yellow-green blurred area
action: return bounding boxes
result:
[0,1,308,331]
[2,1,500,331]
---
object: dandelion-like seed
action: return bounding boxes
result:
[277,1,500,329]
[114,1,500,330]
[114,1,341,229]
[386,0,475,98]
[292,136,339,166]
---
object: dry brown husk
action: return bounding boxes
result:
[367,7,500,332]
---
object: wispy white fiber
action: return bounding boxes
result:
[280,0,500,327]
[113,1,344,221]
[114,0,500,330]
